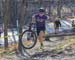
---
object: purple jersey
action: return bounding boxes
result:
[34,14,48,27]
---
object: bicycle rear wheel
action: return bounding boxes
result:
[21,30,37,49]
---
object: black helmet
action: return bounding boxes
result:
[39,8,45,13]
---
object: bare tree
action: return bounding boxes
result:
[3,0,10,49]
[18,0,27,53]
[57,0,62,18]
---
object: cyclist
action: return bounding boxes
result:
[54,17,61,34]
[0,26,3,37]
[32,8,49,49]
[72,20,75,32]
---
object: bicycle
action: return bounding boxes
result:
[20,23,37,49]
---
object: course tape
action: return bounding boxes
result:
[0,34,20,39]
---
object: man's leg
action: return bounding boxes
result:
[55,28,58,33]
[0,32,1,37]
[38,31,45,49]
[55,27,59,33]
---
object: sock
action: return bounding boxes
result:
[41,43,43,46]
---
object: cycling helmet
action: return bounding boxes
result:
[39,7,45,12]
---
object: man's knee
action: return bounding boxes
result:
[39,31,44,35]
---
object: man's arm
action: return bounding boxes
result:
[46,16,50,22]
[47,16,49,20]
[32,15,36,24]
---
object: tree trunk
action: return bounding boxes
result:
[39,0,43,7]
[3,0,10,49]
[18,0,26,53]
[57,0,62,18]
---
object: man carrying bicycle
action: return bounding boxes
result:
[32,8,49,49]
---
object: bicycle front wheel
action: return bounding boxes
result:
[21,30,37,49]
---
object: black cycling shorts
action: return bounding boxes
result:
[54,20,61,29]
[36,26,45,36]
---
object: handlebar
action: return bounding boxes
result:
[29,23,36,30]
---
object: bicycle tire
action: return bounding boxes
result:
[20,30,37,49]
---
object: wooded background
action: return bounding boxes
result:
[0,0,75,50]
[0,0,75,26]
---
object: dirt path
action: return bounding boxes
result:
[1,36,75,60]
